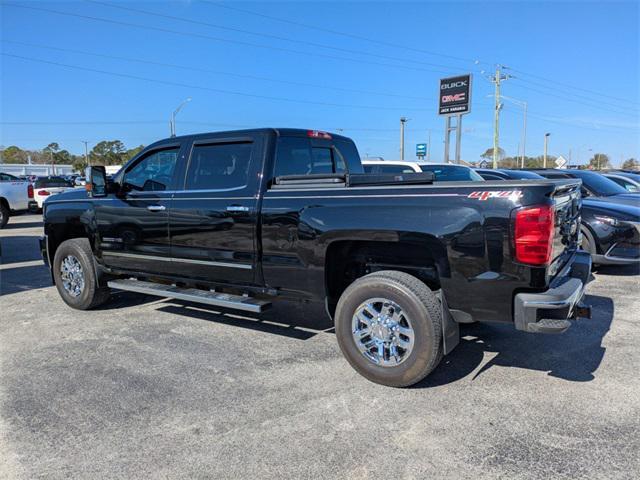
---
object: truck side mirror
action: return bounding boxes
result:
[85,165,107,197]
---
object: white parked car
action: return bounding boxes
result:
[362,160,423,174]
[31,176,76,211]
[362,161,484,182]
[0,172,32,228]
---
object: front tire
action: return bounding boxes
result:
[335,270,443,387]
[0,202,9,229]
[53,238,111,310]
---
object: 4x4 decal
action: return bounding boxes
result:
[468,190,523,201]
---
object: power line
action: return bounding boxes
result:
[2,3,456,75]
[2,39,442,102]
[86,0,463,73]
[1,52,443,111]
[514,76,637,111]
[200,0,488,66]
[509,80,637,117]
[202,1,635,110]
[509,67,639,106]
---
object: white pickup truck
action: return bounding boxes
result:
[0,173,32,228]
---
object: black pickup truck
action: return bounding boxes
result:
[40,128,591,387]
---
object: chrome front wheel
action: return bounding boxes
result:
[60,254,85,297]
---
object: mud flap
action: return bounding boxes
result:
[437,291,460,355]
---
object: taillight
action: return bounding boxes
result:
[28,184,34,198]
[307,130,332,139]
[514,205,555,266]
[39,190,51,196]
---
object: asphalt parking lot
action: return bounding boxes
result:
[1,213,639,479]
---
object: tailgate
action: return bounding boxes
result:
[549,180,582,274]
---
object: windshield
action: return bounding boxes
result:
[35,177,72,188]
[569,170,628,196]
[418,165,484,182]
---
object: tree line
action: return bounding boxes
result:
[0,141,144,172]
[478,147,638,171]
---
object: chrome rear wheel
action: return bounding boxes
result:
[352,298,415,367]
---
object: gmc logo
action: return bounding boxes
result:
[442,93,466,103]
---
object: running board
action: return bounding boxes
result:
[107,279,271,313]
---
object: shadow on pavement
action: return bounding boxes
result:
[414,293,613,388]
[2,221,43,230]
[0,236,43,264]
[0,264,51,296]
[156,300,333,341]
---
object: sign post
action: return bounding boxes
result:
[416,143,427,161]
[439,74,472,164]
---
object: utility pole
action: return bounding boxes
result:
[399,117,408,161]
[543,133,550,168]
[521,101,527,168]
[488,65,510,169]
[82,141,90,167]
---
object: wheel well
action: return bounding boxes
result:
[0,197,9,210]
[325,240,441,314]
[580,223,600,254]
[47,224,92,265]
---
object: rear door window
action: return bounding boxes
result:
[185,142,253,191]
[274,137,346,178]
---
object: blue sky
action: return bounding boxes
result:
[1,0,638,165]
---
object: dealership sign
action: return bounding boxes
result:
[439,74,472,116]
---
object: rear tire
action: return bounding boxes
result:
[0,202,9,229]
[334,270,443,387]
[53,238,111,310]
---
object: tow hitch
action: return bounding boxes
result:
[574,303,592,319]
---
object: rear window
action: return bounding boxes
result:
[35,177,72,188]
[419,165,483,182]
[274,137,346,178]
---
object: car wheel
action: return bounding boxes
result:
[334,270,443,387]
[0,202,9,229]
[53,238,111,310]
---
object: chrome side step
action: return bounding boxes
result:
[107,279,271,313]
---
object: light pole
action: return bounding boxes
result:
[170,97,192,137]
[82,141,90,167]
[399,117,408,161]
[543,133,550,168]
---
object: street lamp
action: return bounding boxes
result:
[543,133,550,168]
[170,97,192,137]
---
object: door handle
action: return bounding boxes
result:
[147,205,166,212]
[226,205,249,212]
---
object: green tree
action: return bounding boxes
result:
[621,158,639,170]
[125,144,145,161]
[480,147,506,161]
[588,153,610,170]
[0,145,27,163]
[89,140,127,166]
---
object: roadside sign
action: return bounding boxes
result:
[416,143,427,157]
[479,160,488,168]
[555,155,567,169]
[439,74,472,116]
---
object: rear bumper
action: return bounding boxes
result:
[514,251,592,333]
